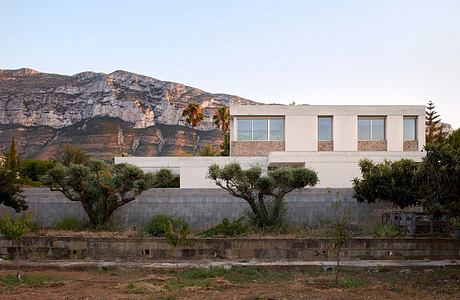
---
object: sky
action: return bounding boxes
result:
[1,0,459,128]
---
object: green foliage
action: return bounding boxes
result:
[329,196,351,284]
[220,132,230,156]
[55,145,90,166]
[164,217,190,248]
[143,214,188,238]
[42,159,176,227]
[353,159,419,209]
[197,144,219,156]
[425,100,445,145]
[373,222,403,238]
[212,106,230,134]
[338,278,368,288]
[0,167,28,212]
[208,163,318,230]
[182,102,204,152]
[54,217,87,231]
[19,159,56,182]
[199,217,251,237]
[3,137,21,171]
[0,274,64,287]
[0,214,32,242]
[416,143,460,217]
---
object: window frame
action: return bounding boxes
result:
[236,117,284,141]
[358,116,386,141]
[403,116,417,141]
[318,116,333,141]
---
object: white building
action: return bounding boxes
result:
[115,104,425,188]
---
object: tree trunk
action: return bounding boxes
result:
[193,127,197,154]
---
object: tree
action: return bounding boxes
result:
[213,106,231,156]
[182,103,204,153]
[208,163,318,229]
[3,137,21,171]
[213,106,230,134]
[352,159,419,209]
[0,213,32,281]
[42,160,176,227]
[0,167,28,212]
[426,100,444,144]
[55,145,91,166]
[329,195,351,284]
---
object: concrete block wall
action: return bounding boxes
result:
[0,188,389,230]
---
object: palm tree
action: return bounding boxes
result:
[55,145,90,166]
[182,103,204,153]
[212,106,230,134]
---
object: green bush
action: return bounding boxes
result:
[373,222,403,238]
[0,214,32,242]
[54,217,87,231]
[143,214,188,237]
[19,159,56,183]
[199,217,251,237]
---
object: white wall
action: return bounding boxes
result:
[387,116,404,151]
[285,116,317,151]
[333,116,357,151]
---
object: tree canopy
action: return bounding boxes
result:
[42,160,176,227]
[208,163,318,229]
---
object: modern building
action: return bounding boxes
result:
[115,104,425,188]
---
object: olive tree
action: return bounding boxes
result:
[42,160,175,227]
[208,163,318,229]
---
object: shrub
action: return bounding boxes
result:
[54,217,87,231]
[197,144,219,156]
[373,222,403,238]
[19,159,56,183]
[199,217,251,237]
[143,214,188,237]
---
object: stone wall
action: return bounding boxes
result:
[317,141,333,151]
[230,141,285,156]
[358,141,387,151]
[0,188,389,229]
[404,141,418,151]
[1,236,458,261]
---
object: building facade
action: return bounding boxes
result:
[115,104,425,188]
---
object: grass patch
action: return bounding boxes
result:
[337,278,368,288]
[165,267,293,291]
[125,282,148,294]
[0,274,64,287]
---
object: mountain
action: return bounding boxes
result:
[0,68,257,159]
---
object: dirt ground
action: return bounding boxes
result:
[0,266,458,300]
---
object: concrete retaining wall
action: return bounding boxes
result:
[1,236,458,261]
[0,188,390,229]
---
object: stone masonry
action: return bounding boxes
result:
[358,141,388,151]
[230,141,285,156]
[317,141,333,151]
[404,140,418,151]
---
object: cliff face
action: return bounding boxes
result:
[0,68,256,158]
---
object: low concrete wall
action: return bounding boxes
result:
[1,237,458,261]
[0,188,390,229]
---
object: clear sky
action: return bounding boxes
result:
[1,0,459,128]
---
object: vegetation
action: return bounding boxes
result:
[425,100,445,145]
[182,102,204,153]
[19,159,56,184]
[199,217,251,237]
[353,128,460,219]
[197,144,219,156]
[54,217,87,231]
[55,145,91,166]
[212,106,230,156]
[0,138,28,212]
[0,214,32,281]
[42,159,176,227]
[143,214,188,237]
[329,197,351,283]
[208,163,318,230]
[373,222,403,238]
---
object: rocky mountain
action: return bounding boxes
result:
[0,68,257,159]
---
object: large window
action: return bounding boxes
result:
[236,118,284,141]
[358,117,385,141]
[403,117,417,141]
[318,116,332,141]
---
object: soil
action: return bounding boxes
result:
[0,266,458,299]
